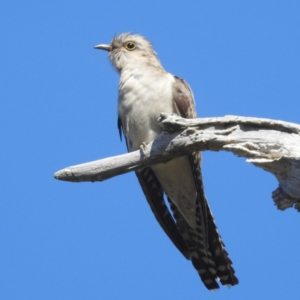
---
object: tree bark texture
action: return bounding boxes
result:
[54,113,300,212]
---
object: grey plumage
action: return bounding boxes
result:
[95,33,238,290]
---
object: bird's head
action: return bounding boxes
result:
[94,33,162,72]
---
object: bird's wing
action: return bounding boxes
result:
[117,117,190,260]
[171,76,238,289]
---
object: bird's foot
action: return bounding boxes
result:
[140,142,147,152]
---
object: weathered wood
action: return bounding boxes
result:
[54,113,300,211]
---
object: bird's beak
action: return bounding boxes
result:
[94,44,112,52]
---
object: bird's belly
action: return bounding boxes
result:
[152,157,198,228]
[124,101,198,228]
[119,90,174,151]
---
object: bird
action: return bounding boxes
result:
[94,33,238,290]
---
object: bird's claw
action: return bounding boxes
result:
[140,142,147,156]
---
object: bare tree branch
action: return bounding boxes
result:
[54,113,300,212]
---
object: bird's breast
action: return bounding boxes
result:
[118,70,175,151]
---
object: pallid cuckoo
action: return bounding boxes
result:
[95,33,238,290]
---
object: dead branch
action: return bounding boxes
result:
[54,113,300,211]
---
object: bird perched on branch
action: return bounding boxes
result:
[95,33,238,290]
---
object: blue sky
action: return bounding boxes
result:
[1,1,300,299]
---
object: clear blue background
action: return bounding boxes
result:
[1,1,300,299]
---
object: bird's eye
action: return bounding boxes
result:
[124,41,136,51]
